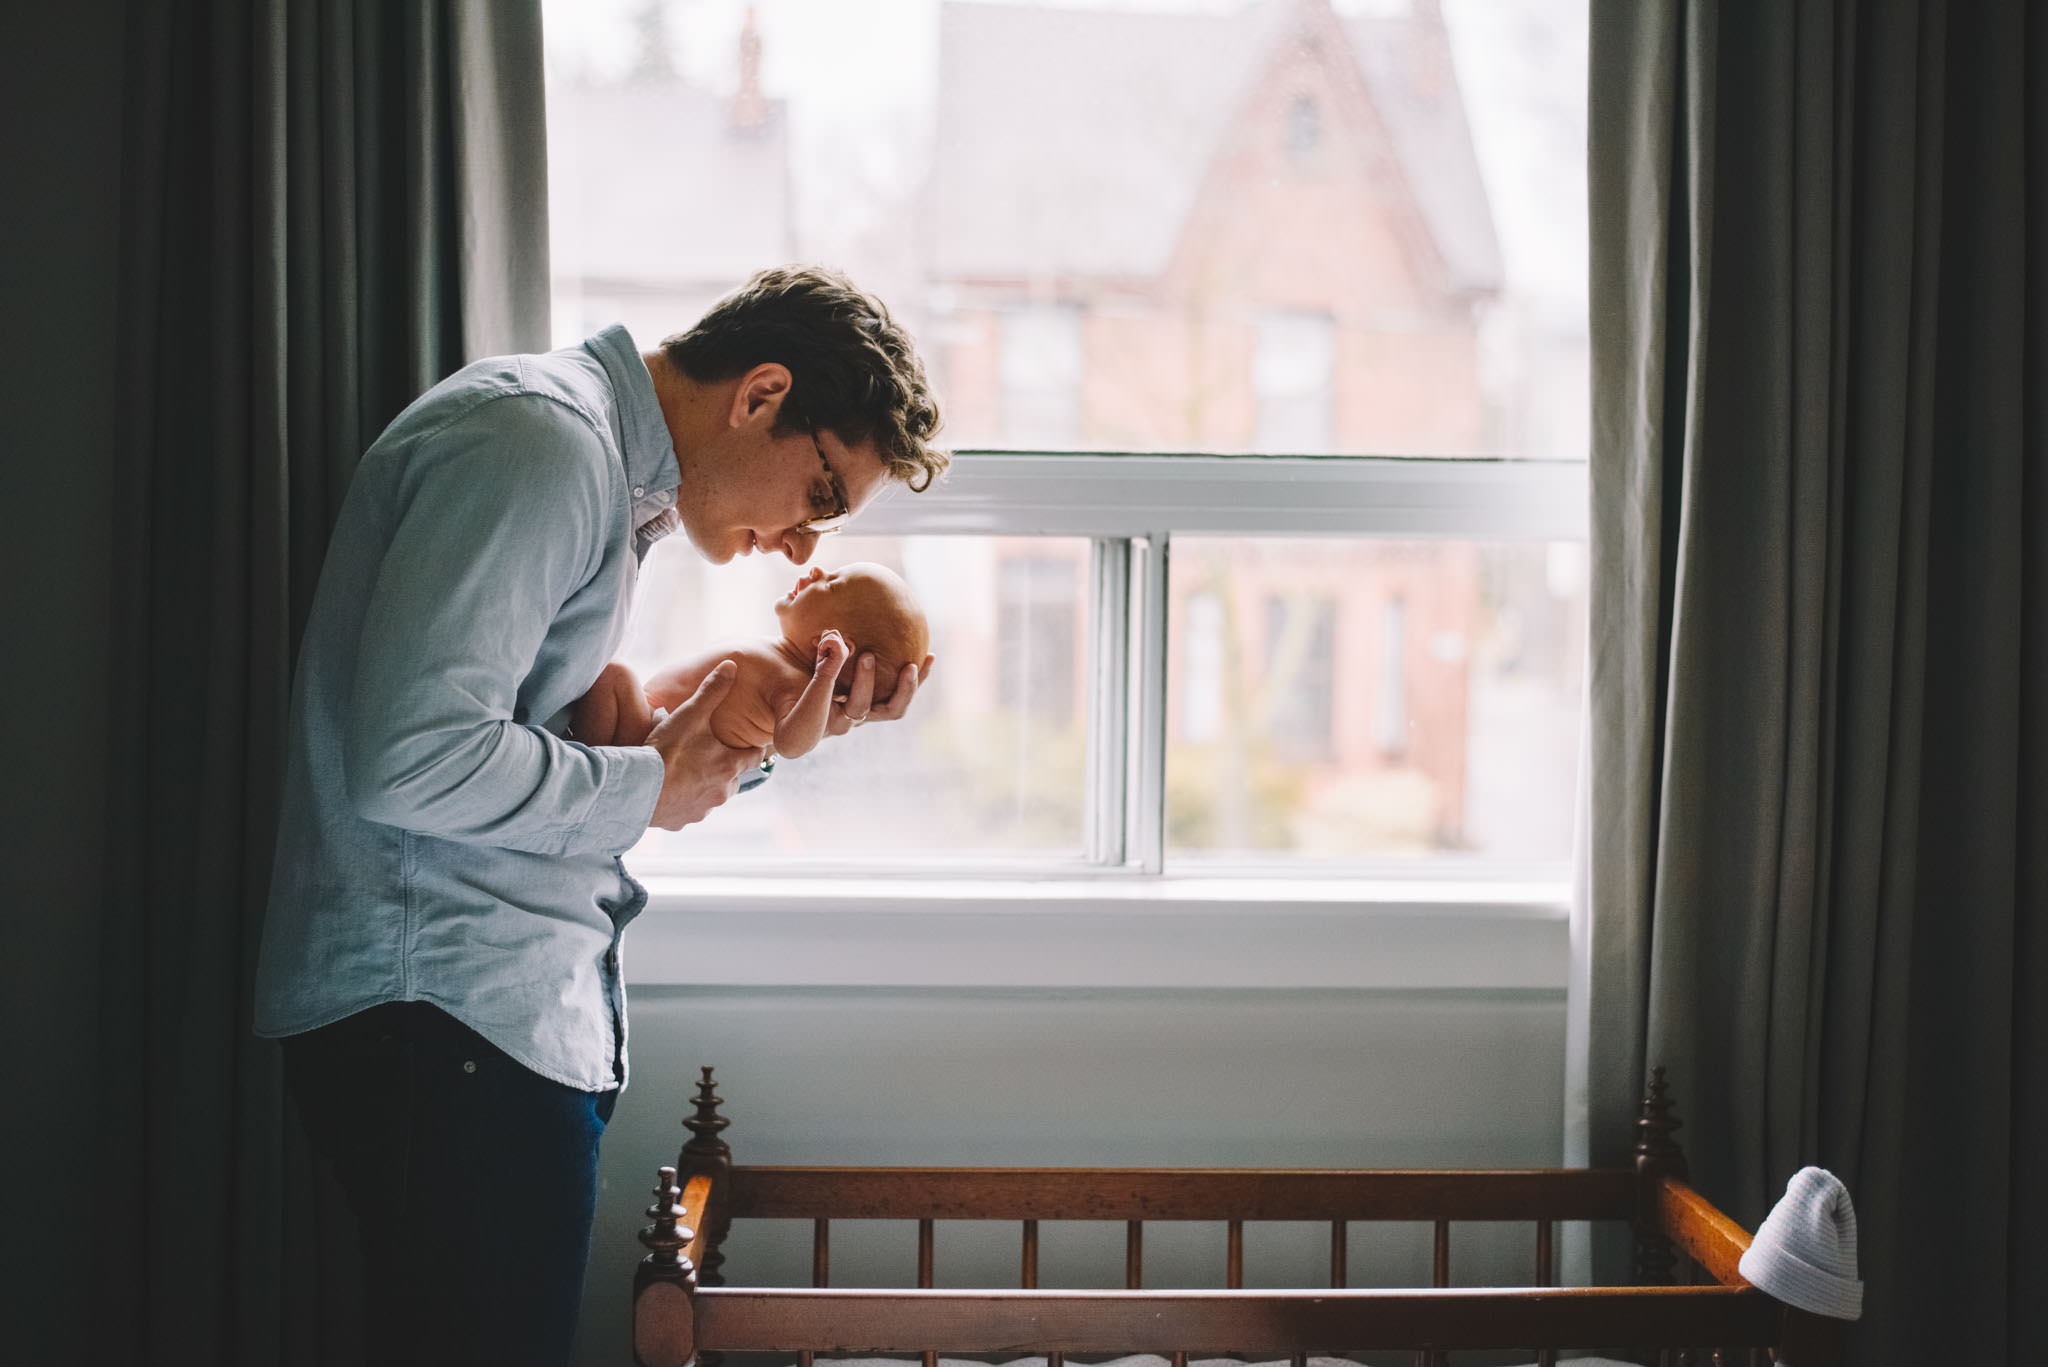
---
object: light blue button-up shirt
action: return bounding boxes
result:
[254,325,680,1091]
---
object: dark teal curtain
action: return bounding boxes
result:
[1586,1,2044,1362]
[86,1,549,1361]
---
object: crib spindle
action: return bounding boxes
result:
[1021,1219,1038,1288]
[1227,1219,1244,1288]
[1330,1219,1347,1288]
[1126,1220,1143,1289]
[1170,1353,1187,1367]
[1432,1220,1450,1287]
[812,1218,830,1287]
[1534,1218,1559,1366]
[917,1216,936,1367]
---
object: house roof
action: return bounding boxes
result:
[931,0,1500,297]
[549,79,793,288]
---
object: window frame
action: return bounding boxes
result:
[631,452,1585,990]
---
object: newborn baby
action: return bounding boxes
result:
[571,561,932,761]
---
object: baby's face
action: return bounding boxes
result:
[775,565,854,635]
[773,564,923,701]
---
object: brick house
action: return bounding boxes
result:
[929,0,1503,852]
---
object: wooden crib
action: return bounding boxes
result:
[630,1068,1837,1367]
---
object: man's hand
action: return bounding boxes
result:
[825,650,936,739]
[646,661,763,830]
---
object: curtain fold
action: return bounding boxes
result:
[102,2,548,1362]
[1587,1,2044,1362]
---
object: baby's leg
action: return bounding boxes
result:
[570,661,655,747]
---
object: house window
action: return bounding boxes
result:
[998,553,1079,723]
[1376,596,1409,757]
[1267,595,1336,761]
[1253,312,1336,454]
[1287,94,1321,161]
[1179,591,1225,746]
[999,305,1085,449]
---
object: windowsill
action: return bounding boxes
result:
[625,873,1570,992]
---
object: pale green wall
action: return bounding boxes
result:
[575,987,1566,1366]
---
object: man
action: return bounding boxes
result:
[254,266,945,1365]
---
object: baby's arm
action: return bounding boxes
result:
[570,661,656,747]
[770,630,852,760]
[642,654,727,715]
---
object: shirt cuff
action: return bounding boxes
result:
[574,744,665,855]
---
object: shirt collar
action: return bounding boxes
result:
[584,323,681,512]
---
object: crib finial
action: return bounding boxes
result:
[683,1065,732,1166]
[1634,1066,1689,1179]
[638,1165,697,1276]
[635,1166,699,1367]
[678,1065,737,1301]
[1632,1066,1688,1285]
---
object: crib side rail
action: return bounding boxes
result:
[692,1283,1781,1355]
[1654,1175,1753,1287]
[723,1165,1636,1223]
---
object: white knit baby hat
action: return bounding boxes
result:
[1737,1166,1863,1319]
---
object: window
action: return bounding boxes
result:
[1265,595,1336,761]
[1286,93,1321,161]
[1253,312,1336,453]
[543,0,1591,889]
[1375,595,1408,758]
[999,306,1086,448]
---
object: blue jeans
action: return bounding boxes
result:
[283,1001,619,1367]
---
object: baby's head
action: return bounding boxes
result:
[774,562,929,704]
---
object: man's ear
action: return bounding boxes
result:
[728,362,793,429]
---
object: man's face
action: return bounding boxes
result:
[681,423,891,566]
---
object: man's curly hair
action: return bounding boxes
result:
[661,265,947,491]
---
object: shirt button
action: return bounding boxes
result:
[632,485,646,498]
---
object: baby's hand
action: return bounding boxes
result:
[771,630,853,761]
[570,661,656,747]
[812,629,851,681]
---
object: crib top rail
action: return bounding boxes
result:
[692,1283,1781,1354]
[719,1166,1636,1223]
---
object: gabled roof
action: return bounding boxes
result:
[549,79,793,288]
[932,0,1500,297]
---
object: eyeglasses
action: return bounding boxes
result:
[796,427,853,535]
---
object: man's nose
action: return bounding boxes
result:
[776,530,819,564]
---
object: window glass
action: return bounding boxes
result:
[1167,537,1583,863]
[622,536,1093,863]
[543,0,1589,461]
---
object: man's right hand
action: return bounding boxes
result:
[646,660,762,830]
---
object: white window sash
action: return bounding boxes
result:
[850,452,1587,541]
